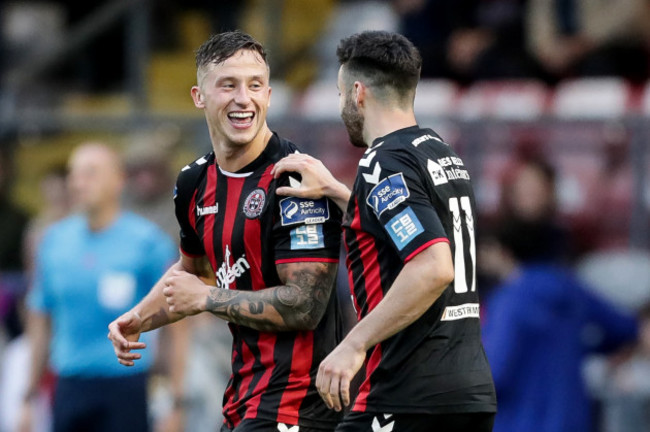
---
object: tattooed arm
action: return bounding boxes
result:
[163,261,338,332]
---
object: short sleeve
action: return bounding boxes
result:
[272,189,342,264]
[360,151,448,263]
[174,169,205,257]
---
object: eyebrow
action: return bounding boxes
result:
[217,74,267,82]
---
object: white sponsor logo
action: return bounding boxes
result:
[196,204,219,216]
[411,134,437,147]
[216,245,250,289]
[441,303,480,321]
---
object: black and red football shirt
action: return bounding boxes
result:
[343,126,497,415]
[174,133,343,430]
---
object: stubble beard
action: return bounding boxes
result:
[341,94,366,148]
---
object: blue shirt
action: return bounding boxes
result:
[29,212,176,377]
[482,264,638,432]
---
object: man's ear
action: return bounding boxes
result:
[191,86,205,108]
[354,81,366,108]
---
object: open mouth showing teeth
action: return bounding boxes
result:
[228,112,254,125]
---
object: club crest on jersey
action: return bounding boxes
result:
[280,197,330,226]
[367,173,410,216]
[243,188,266,218]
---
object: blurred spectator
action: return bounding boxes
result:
[579,122,635,252]
[588,302,650,432]
[19,143,184,432]
[526,0,650,83]
[480,158,639,432]
[393,0,542,83]
[22,165,71,276]
[496,156,571,260]
[123,128,180,240]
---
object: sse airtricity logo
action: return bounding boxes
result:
[367,172,410,216]
[280,197,330,226]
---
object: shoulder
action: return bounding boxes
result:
[42,214,83,240]
[268,133,301,162]
[176,152,213,186]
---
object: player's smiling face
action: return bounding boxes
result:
[193,49,271,148]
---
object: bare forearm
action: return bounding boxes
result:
[326,181,352,212]
[343,247,453,352]
[135,261,187,332]
[206,262,337,332]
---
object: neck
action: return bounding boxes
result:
[363,105,417,147]
[211,126,273,172]
[86,202,119,232]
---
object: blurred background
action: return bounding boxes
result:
[0,0,649,431]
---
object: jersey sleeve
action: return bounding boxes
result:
[272,176,342,264]
[174,167,205,257]
[360,150,449,263]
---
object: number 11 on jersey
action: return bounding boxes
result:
[449,196,476,293]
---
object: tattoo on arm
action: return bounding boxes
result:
[204,262,338,332]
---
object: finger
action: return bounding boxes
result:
[329,374,342,412]
[340,374,351,407]
[316,367,334,410]
[275,186,303,197]
[117,351,142,361]
[126,341,147,350]
[108,325,129,349]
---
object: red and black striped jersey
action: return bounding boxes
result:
[174,133,344,430]
[344,126,497,415]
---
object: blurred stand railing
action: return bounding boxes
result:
[0,0,151,137]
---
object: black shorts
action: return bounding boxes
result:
[334,411,495,432]
[219,418,335,432]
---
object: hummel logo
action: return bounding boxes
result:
[372,414,394,432]
[277,423,299,432]
[196,204,219,216]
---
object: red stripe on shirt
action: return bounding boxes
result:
[349,198,384,314]
[203,165,218,272]
[353,344,382,412]
[188,190,198,231]
[242,332,277,419]
[404,238,450,263]
[223,343,241,427]
[227,339,255,424]
[245,165,272,291]
[276,331,314,424]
